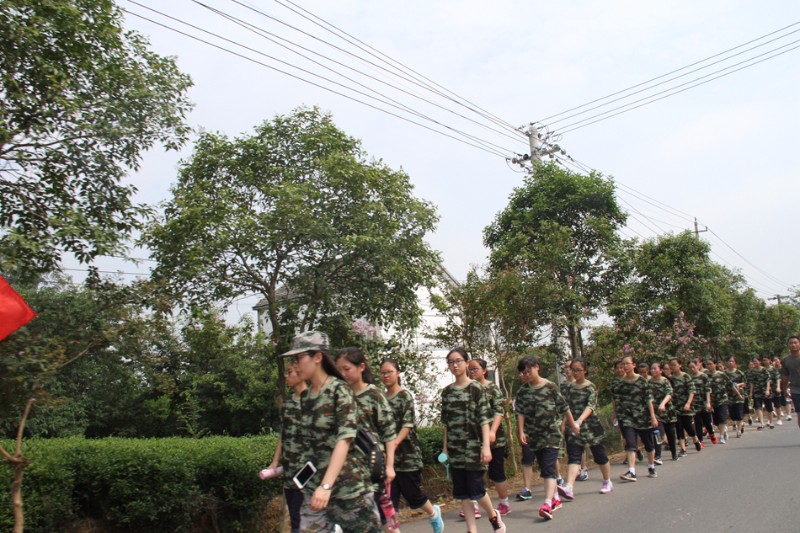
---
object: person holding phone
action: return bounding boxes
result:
[283,331,382,533]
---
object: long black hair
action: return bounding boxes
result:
[336,347,376,385]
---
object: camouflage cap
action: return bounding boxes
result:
[280,330,330,356]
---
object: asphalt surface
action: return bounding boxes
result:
[399,420,800,532]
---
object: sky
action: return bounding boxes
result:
[78,0,800,323]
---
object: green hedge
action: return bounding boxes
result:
[0,436,279,533]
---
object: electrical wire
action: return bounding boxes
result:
[192,1,527,147]
[538,20,800,123]
[558,39,800,135]
[122,7,513,159]
[261,0,522,134]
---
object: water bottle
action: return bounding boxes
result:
[379,487,400,530]
[653,428,661,441]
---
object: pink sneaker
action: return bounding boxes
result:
[539,502,553,520]
[551,496,563,511]
[497,502,511,516]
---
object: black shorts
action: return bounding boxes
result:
[488,446,506,483]
[284,487,303,531]
[728,403,743,421]
[753,397,765,410]
[773,395,787,407]
[451,467,486,500]
[622,426,655,452]
[520,443,534,466]
[712,405,729,426]
[533,448,559,479]
[391,470,428,510]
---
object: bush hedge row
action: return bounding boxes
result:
[0,416,622,532]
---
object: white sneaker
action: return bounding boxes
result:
[600,480,614,494]
[777,419,783,426]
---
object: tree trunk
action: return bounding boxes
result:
[11,461,25,533]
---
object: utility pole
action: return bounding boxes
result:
[694,218,708,239]
[769,294,790,305]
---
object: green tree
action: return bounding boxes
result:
[144,107,441,390]
[0,0,192,277]
[754,304,800,357]
[483,162,627,359]
[612,231,744,341]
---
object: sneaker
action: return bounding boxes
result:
[757,425,764,430]
[672,455,680,461]
[648,467,657,478]
[769,424,775,429]
[736,430,742,438]
[723,429,729,440]
[788,416,792,421]
[429,504,444,533]
[557,483,574,501]
[539,503,554,520]
[777,419,783,426]
[620,470,637,482]
[710,434,718,444]
[515,488,533,501]
[497,502,511,516]
[600,480,614,494]
[489,510,506,532]
[551,497,563,511]
[678,449,687,457]
[701,442,705,449]
[556,476,564,487]
[636,449,644,462]
[576,468,589,481]
[694,441,702,452]
[719,435,726,444]
[748,417,753,425]
[654,457,663,466]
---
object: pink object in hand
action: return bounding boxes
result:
[258,466,284,480]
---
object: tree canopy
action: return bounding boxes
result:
[144,107,440,351]
[0,0,192,277]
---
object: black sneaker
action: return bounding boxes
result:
[620,470,637,482]
[694,441,702,452]
[515,488,533,501]
[635,449,644,462]
[648,467,657,478]
[678,450,687,457]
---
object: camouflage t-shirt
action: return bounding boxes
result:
[708,371,730,408]
[612,375,654,430]
[479,380,507,449]
[649,377,676,423]
[514,379,569,451]
[670,373,696,415]
[769,368,782,398]
[725,369,746,405]
[355,384,397,492]
[750,368,770,398]
[279,391,305,490]
[299,377,370,500]
[387,388,423,472]
[690,372,710,413]
[441,380,492,471]
[562,380,604,446]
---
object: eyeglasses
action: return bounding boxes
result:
[468,367,481,372]
[290,353,312,364]
[447,359,465,366]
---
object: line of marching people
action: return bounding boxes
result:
[266,329,797,532]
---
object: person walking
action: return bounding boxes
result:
[649,362,678,461]
[613,356,659,482]
[781,336,800,430]
[557,358,614,500]
[725,357,747,438]
[668,359,701,455]
[285,331,382,533]
[441,348,506,533]
[379,359,444,533]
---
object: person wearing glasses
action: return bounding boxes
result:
[379,359,444,533]
[283,331,382,533]
[266,360,308,533]
[467,359,511,517]
[441,348,506,533]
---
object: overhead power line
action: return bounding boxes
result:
[538,20,800,125]
[122,6,515,159]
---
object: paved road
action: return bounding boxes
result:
[400,422,800,532]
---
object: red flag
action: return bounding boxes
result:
[0,275,36,341]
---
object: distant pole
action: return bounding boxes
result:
[693,218,708,238]
[769,294,790,305]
